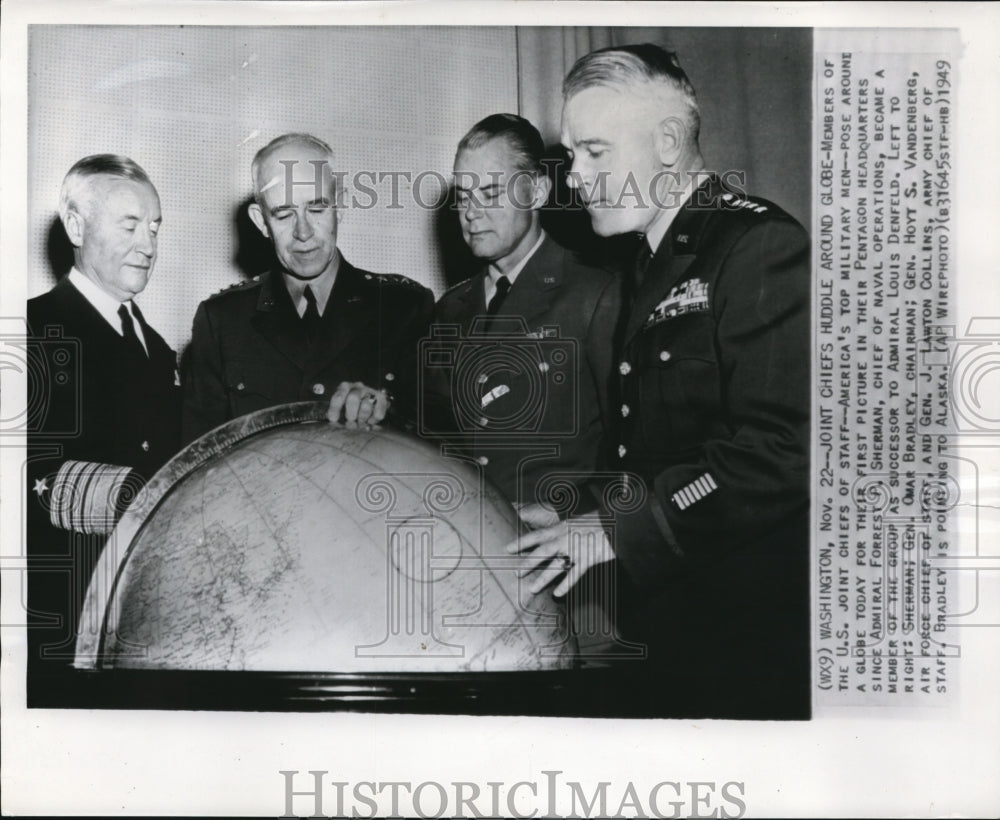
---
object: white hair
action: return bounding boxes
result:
[58,154,153,224]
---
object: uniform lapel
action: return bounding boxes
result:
[452,274,487,335]
[41,279,175,387]
[497,235,561,331]
[623,181,716,343]
[130,302,177,371]
[250,271,311,370]
[304,259,377,375]
[46,277,126,350]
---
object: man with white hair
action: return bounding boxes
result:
[182,133,434,441]
[513,45,810,717]
[26,154,181,683]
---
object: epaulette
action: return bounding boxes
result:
[673,188,790,254]
[717,191,772,215]
[362,271,426,290]
[206,275,263,299]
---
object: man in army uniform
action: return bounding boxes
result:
[513,45,810,717]
[182,133,434,442]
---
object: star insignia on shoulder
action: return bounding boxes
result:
[372,272,422,289]
[33,477,48,497]
[213,276,263,296]
[719,192,769,214]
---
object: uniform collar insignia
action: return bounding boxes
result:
[670,176,724,253]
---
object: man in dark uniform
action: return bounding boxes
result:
[26,154,181,687]
[424,114,630,659]
[182,133,434,443]
[426,114,618,505]
[513,45,810,717]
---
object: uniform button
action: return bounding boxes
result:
[538,361,550,373]
[659,350,671,362]
[478,416,489,427]
[477,373,489,385]
[312,383,325,396]
[621,404,630,418]
[236,382,245,391]
[384,372,395,382]
[477,456,490,466]
[141,440,150,452]
[618,444,627,458]
[619,361,631,376]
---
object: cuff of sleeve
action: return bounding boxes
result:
[49,460,137,535]
[601,491,684,593]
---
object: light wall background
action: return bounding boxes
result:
[28,26,519,351]
[28,26,811,355]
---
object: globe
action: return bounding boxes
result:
[74,402,575,673]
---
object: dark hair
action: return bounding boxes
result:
[456,113,546,175]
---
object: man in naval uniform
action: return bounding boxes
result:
[423,114,628,660]
[513,45,811,717]
[26,154,181,686]
[182,133,434,443]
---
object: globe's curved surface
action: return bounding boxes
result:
[75,403,574,673]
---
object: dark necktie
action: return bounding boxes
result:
[486,275,511,317]
[117,303,147,359]
[632,233,653,290]
[302,285,322,342]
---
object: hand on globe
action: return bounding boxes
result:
[514,501,560,530]
[506,512,616,598]
[327,381,389,428]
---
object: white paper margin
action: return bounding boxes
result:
[2,2,998,817]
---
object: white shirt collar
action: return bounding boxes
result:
[68,267,148,351]
[284,252,340,317]
[485,230,546,303]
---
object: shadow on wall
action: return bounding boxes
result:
[46,199,280,284]
[46,216,74,282]
[540,143,603,262]
[433,185,478,290]
[232,195,278,279]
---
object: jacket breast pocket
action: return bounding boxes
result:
[637,317,720,452]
